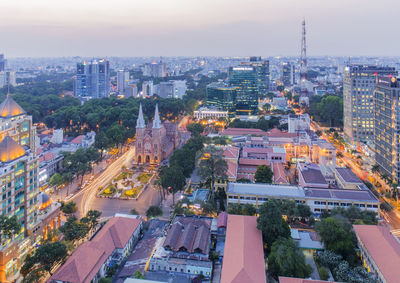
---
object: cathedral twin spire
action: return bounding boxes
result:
[136,103,161,129]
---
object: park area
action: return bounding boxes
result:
[98,168,153,199]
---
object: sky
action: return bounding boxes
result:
[1,0,400,57]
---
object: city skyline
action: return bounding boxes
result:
[2,0,400,57]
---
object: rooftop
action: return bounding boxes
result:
[220,128,267,136]
[221,215,266,283]
[227,182,304,198]
[305,188,379,202]
[0,95,25,118]
[239,158,270,166]
[223,146,240,159]
[279,277,337,283]
[298,163,328,186]
[51,216,142,283]
[335,167,363,184]
[353,225,400,283]
[0,136,26,163]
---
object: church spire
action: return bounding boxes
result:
[153,104,161,129]
[136,103,145,128]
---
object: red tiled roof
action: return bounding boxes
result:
[223,146,240,159]
[71,135,84,144]
[51,216,141,283]
[226,160,238,179]
[217,212,228,228]
[279,277,337,283]
[221,128,267,136]
[243,147,273,154]
[266,128,298,138]
[239,158,270,166]
[353,225,400,283]
[273,163,289,185]
[221,215,266,283]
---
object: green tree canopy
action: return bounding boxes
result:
[254,165,273,183]
[187,123,204,136]
[257,200,290,248]
[146,206,163,219]
[268,237,311,279]
[197,145,228,191]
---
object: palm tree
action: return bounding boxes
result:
[371,164,380,174]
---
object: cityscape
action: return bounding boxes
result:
[1,1,400,283]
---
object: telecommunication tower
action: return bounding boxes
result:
[299,19,309,106]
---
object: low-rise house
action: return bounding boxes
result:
[220,214,266,283]
[50,215,142,283]
[148,216,213,278]
[353,225,400,283]
[272,162,289,185]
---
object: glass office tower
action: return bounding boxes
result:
[206,82,237,117]
[229,66,259,115]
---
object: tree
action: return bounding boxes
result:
[49,173,64,187]
[268,237,311,279]
[80,210,102,230]
[371,164,380,174]
[59,216,89,242]
[262,103,271,113]
[227,203,243,215]
[98,278,112,283]
[236,178,251,183]
[315,217,357,263]
[257,200,290,248]
[197,146,228,192]
[130,208,139,215]
[94,131,109,159]
[201,199,218,216]
[60,201,77,216]
[159,165,186,205]
[241,203,256,216]
[133,270,145,279]
[146,206,163,219]
[187,123,204,136]
[21,241,67,277]
[0,215,21,242]
[254,165,273,183]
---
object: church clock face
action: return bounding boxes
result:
[145,142,151,150]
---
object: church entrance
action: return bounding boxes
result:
[146,155,150,163]
[154,156,158,163]
[137,155,142,163]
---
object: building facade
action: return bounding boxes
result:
[117,70,130,93]
[206,82,237,116]
[0,95,42,281]
[343,65,396,145]
[0,55,5,72]
[143,62,166,78]
[280,62,295,87]
[229,66,259,115]
[374,76,400,183]
[142,80,154,97]
[0,71,16,89]
[74,59,111,99]
[135,104,180,164]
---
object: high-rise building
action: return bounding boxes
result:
[206,82,237,116]
[280,62,295,87]
[117,70,130,93]
[0,55,6,72]
[0,95,49,280]
[142,81,154,97]
[374,76,400,183]
[0,71,16,88]
[125,84,138,98]
[249,57,270,93]
[343,65,396,145]
[143,61,166,78]
[229,66,259,115]
[74,59,111,99]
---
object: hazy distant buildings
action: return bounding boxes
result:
[74,59,111,100]
[157,80,187,99]
[343,65,396,145]
[206,82,237,116]
[142,80,154,97]
[124,84,138,98]
[117,70,130,93]
[0,54,5,72]
[143,61,166,78]
[0,71,16,88]
[374,76,400,183]
[229,65,259,115]
[280,62,295,87]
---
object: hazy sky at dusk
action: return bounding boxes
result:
[1,0,399,57]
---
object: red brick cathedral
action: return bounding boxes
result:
[135,104,180,164]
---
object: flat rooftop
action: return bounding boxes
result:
[305,188,379,203]
[227,182,305,198]
[335,167,363,184]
